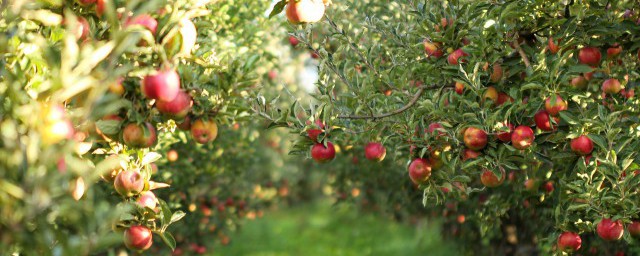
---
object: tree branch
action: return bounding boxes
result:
[513,39,532,71]
[337,84,442,120]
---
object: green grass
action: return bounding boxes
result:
[216,201,457,256]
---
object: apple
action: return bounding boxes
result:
[606,44,622,58]
[511,126,534,150]
[289,35,299,46]
[427,122,445,138]
[496,92,514,106]
[495,122,514,142]
[408,158,432,184]
[286,0,325,24]
[122,122,157,148]
[167,149,178,162]
[597,218,624,241]
[544,95,567,116]
[461,149,482,161]
[543,181,554,193]
[76,0,96,5]
[557,232,581,252]
[483,86,499,104]
[602,78,621,94]
[628,221,640,237]
[156,90,192,120]
[124,225,153,250]
[190,119,218,143]
[621,88,635,99]
[125,14,158,34]
[96,0,107,17]
[534,110,558,131]
[40,104,75,145]
[455,82,464,95]
[584,71,594,81]
[523,179,537,191]
[481,169,505,188]
[570,76,587,89]
[310,51,320,59]
[578,47,601,67]
[570,135,593,156]
[311,142,336,163]
[463,126,488,150]
[177,116,191,131]
[114,170,145,197]
[423,40,443,58]
[447,49,468,65]
[364,142,386,162]
[136,191,157,209]
[108,77,125,96]
[490,63,503,83]
[142,69,181,102]
[548,37,560,54]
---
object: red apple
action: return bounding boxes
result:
[570,135,593,156]
[481,169,505,188]
[462,149,482,161]
[511,126,534,150]
[122,122,157,148]
[310,51,319,59]
[543,181,554,193]
[496,92,514,106]
[523,178,537,191]
[114,170,145,197]
[311,142,336,163]
[597,218,624,241]
[125,14,158,34]
[606,44,622,58]
[124,225,153,250]
[289,35,299,46]
[96,0,107,17]
[447,49,468,65]
[455,82,464,95]
[142,69,181,102]
[621,88,635,99]
[463,127,488,151]
[286,0,325,24]
[364,142,386,162]
[584,71,595,81]
[408,158,432,184]
[570,76,588,89]
[423,40,444,58]
[137,191,157,209]
[427,122,445,138]
[306,120,325,142]
[602,78,622,94]
[490,63,503,83]
[190,119,218,144]
[578,47,601,67]
[483,86,499,104]
[548,37,560,54]
[557,232,582,252]
[76,0,96,5]
[544,95,568,116]
[156,90,192,120]
[177,116,191,131]
[628,221,640,237]
[534,110,558,131]
[496,122,514,142]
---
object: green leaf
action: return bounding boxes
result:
[269,0,288,18]
[170,211,186,225]
[158,231,177,251]
[587,134,607,151]
[95,119,122,135]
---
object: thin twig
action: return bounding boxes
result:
[513,39,532,71]
[337,84,442,120]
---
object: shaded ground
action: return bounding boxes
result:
[216,201,457,256]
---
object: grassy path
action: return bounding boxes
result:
[216,202,457,256]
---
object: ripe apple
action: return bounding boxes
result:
[534,110,558,131]
[543,181,554,193]
[463,126,488,151]
[495,122,514,142]
[114,170,145,197]
[455,82,464,95]
[136,191,157,209]
[289,35,299,46]
[548,37,560,54]
[167,149,178,162]
[447,49,468,65]
[483,86,499,104]
[124,225,153,250]
[108,77,125,96]
[628,221,640,237]
[40,103,75,145]
[584,71,594,81]
[364,142,386,162]
[557,232,581,252]
[141,69,181,102]
[286,0,325,24]
[570,135,593,156]
[310,51,320,59]
[621,88,635,99]
[602,78,621,94]
[461,149,482,161]
[122,122,157,148]
[578,47,601,67]
[606,44,622,58]
[190,119,218,144]
[490,63,503,83]
[523,178,537,191]
[427,122,446,138]
[156,90,192,120]
[544,95,567,116]
[481,169,505,188]
[96,0,107,17]
[570,76,587,89]
[177,116,191,131]
[423,40,443,58]
[311,142,336,163]
[597,218,624,241]
[125,14,158,34]
[496,92,514,106]
[408,158,432,184]
[511,126,534,150]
